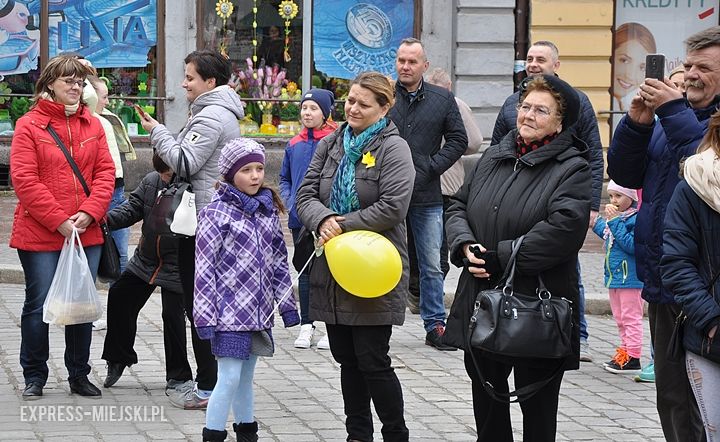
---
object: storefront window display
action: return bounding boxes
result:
[0,0,161,136]
[199,0,305,135]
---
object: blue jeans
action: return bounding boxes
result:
[109,186,129,274]
[577,260,588,341]
[407,205,445,332]
[18,245,101,386]
[291,228,311,325]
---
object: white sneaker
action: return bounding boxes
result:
[294,324,314,348]
[579,339,593,362]
[316,334,330,350]
[92,320,107,331]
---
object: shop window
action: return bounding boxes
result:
[199,0,304,134]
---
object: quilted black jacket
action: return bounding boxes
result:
[388,81,468,206]
[491,87,604,211]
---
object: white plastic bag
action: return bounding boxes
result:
[43,228,102,326]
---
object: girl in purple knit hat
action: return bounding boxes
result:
[193,138,300,442]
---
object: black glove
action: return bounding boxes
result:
[468,246,502,275]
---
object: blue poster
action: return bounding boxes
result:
[46,0,157,68]
[314,0,414,79]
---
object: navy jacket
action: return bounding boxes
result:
[607,97,719,304]
[388,80,467,207]
[661,181,720,357]
[491,87,604,211]
[279,124,336,229]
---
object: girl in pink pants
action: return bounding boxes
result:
[592,181,644,374]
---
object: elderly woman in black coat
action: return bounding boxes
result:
[444,75,592,441]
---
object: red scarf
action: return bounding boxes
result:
[515,132,559,157]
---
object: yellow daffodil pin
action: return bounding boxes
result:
[361,152,376,168]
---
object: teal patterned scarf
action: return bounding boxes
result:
[330,118,387,214]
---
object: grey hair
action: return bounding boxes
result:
[531,40,560,62]
[685,26,720,52]
[426,68,451,88]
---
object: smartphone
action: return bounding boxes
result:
[645,54,665,80]
[133,104,148,119]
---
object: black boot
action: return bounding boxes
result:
[233,422,258,442]
[202,427,227,441]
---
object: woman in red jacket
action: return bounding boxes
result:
[9,54,115,400]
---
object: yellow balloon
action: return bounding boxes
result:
[324,230,402,298]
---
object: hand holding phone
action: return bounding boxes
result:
[134,104,149,120]
[645,54,665,81]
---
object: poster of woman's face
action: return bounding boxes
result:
[612,22,657,112]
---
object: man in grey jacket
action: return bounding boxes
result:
[388,38,468,351]
[491,40,604,362]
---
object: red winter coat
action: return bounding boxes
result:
[10,99,115,251]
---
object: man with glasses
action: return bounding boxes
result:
[491,40,604,363]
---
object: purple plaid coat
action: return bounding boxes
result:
[193,184,298,334]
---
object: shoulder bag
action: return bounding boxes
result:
[47,126,121,283]
[147,149,197,238]
[467,235,574,402]
[667,267,720,363]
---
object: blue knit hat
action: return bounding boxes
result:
[300,88,335,119]
[219,138,265,182]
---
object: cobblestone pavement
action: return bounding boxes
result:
[0,283,663,442]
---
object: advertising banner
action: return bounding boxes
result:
[46,0,157,68]
[612,1,719,117]
[313,0,414,79]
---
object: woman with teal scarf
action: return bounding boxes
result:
[296,72,415,442]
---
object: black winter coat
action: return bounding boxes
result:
[388,81,467,207]
[661,180,720,358]
[107,172,182,293]
[445,129,591,370]
[491,88,604,212]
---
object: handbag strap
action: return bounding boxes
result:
[499,235,525,290]
[47,125,90,197]
[501,235,552,299]
[465,332,565,403]
[174,149,192,184]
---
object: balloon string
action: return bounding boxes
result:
[260,243,321,326]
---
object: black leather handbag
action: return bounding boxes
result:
[466,236,574,402]
[47,126,121,283]
[147,150,197,238]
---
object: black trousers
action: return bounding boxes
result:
[178,237,217,391]
[648,302,706,442]
[464,349,564,442]
[101,271,192,382]
[326,324,409,442]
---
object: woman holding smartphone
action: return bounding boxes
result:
[136,49,245,410]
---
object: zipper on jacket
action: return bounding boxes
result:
[65,117,80,210]
[148,236,163,285]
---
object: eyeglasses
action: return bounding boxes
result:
[59,78,86,88]
[516,102,555,118]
